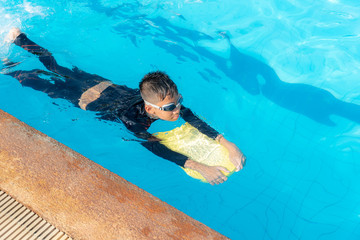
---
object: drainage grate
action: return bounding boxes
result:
[0,190,73,240]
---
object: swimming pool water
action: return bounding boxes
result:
[1,0,360,239]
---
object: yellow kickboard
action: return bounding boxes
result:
[153,122,236,182]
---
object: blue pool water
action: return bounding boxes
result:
[1,0,360,239]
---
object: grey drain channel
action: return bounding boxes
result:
[0,190,73,240]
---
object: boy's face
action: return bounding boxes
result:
[144,94,181,121]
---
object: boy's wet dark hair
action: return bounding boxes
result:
[139,71,178,103]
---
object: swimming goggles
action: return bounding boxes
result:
[144,95,183,111]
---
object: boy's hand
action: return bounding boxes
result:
[184,159,230,185]
[200,165,230,185]
[228,148,246,172]
[217,135,246,171]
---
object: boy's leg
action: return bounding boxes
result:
[5,28,114,107]
[10,29,74,78]
[9,29,109,85]
[9,29,112,88]
[5,69,81,105]
[4,29,81,104]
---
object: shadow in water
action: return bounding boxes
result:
[195,39,360,126]
[89,0,360,126]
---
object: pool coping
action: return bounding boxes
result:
[0,109,228,240]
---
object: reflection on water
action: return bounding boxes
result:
[88,0,360,127]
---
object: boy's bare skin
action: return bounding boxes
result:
[5,28,246,185]
[6,27,21,43]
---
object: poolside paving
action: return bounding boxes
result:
[0,109,229,240]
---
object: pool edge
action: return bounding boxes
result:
[0,109,229,240]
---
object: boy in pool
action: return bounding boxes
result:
[5,28,246,185]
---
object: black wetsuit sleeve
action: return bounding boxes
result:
[180,106,220,139]
[141,141,188,167]
[130,130,188,167]
[120,105,189,167]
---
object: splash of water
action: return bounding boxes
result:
[0,0,50,59]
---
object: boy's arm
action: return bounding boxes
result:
[180,106,219,139]
[136,129,244,185]
[119,109,190,167]
[141,137,230,185]
[181,106,246,172]
[216,135,246,172]
[184,159,230,185]
[142,137,232,185]
[140,139,188,167]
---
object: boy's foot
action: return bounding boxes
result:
[5,27,22,43]
[2,58,20,68]
[1,58,21,74]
